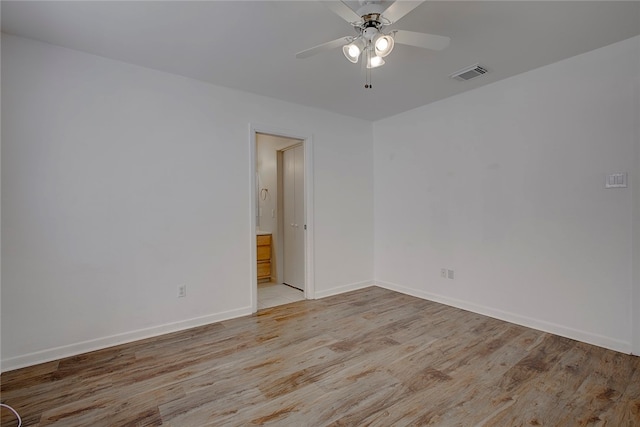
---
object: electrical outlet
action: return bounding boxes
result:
[447,270,454,280]
[441,268,447,278]
[178,284,187,298]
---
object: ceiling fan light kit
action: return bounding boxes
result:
[366,52,385,69]
[374,34,394,57]
[296,0,451,89]
[343,38,365,63]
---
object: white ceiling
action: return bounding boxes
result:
[2,1,639,121]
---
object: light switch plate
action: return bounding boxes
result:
[605,173,627,188]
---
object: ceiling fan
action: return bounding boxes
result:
[296,0,450,87]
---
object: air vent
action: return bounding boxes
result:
[450,64,488,81]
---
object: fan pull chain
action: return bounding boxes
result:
[364,46,368,88]
[368,46,372,89]
[364,46,371,89]
[365,45,372,89]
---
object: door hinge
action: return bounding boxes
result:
[304,224,307,230]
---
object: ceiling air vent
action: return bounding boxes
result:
[450,64,488,81]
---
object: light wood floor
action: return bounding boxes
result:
[2,287,639,426]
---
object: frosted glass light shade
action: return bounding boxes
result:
[374,35,394,57]
[343,38,366,64]
[367,55,385,69]
[343,43,361,63]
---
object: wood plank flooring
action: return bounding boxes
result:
[1,286,639,426]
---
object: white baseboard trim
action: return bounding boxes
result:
[375,280,632,355]
[1,306,253,372]
[314,280,374,300]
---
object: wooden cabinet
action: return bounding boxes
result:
[257,234,272,282]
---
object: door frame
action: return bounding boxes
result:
[249,124,315,313]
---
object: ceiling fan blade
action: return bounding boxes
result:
[323,1,360,23]
[392,30,450,51]
[383,1,425,24]
[296,37,351,59]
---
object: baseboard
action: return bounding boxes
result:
[1,306,253,372]
[5,280,631,371]
[375,280,632,355]
[314,280,374,300]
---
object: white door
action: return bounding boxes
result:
[283,144,305,290]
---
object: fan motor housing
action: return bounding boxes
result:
[362,13,382,26]
[356,2,386,17]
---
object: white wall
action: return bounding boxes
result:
[1,34,374,370]
[634,55,640,355]
[0,33,3,372]
[2,32,636,371]
[256,135,280,238]
[374,36,640,354]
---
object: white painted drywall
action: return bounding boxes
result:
[374,36,640,353]
[3,30,635,370]
[256,135,279,238]
[634,51,640,355]
[1,35,374,369]
[0,33,3,373]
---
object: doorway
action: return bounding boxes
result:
[250,127,314,312]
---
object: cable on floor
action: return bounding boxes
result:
[1,403,22,426]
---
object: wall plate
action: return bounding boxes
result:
[605,173,627,188]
